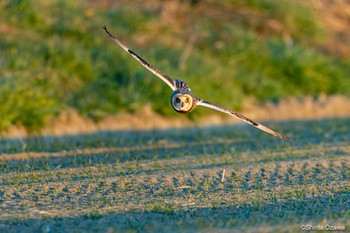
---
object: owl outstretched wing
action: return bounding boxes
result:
[103,26,177,91]
[198,100,285,139]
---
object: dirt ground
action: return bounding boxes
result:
[1,117,349,233]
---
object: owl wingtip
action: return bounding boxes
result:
[276,133,288,140]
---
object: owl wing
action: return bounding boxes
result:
[103,26,177,91]
[197,100,285,139]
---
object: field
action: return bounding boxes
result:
[1,118,349,232]
[1,1,350,232]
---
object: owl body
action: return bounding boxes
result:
[173,79,189,90]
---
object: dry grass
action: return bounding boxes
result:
[2,95,350,139]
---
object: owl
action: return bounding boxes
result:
[103,26,285,139]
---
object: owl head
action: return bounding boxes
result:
[170,91,196,113]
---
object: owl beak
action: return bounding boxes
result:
[181,103,184,107]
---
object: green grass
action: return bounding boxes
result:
[0,118,349,232]
[0,0,350,131]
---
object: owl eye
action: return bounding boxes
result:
[175,98,181,103]
[185,98,189,103]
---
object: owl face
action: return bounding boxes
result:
[171,92,194,113]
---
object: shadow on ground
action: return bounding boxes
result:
[1,192,349,233]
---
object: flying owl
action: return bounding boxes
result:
[103,26,285,139]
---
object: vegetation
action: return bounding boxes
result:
[0,118,349,232]
[1,0,350,131]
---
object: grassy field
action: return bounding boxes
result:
[1,0,350,131]
[0,118,349,232]
[1,1,350,232]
